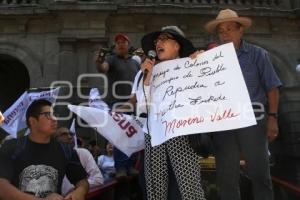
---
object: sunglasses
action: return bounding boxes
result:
[154,34,175,45]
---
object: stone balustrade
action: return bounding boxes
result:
[0,0,39,5]
[0,0,296,10]
[133,0,280,6]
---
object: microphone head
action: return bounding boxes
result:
[148,50,157,59]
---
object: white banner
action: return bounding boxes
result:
[87,88,145,156]
[147,43,256,146]
[1,92,28,138]
[68,105,145,157]
[88,88,110,111]
[69,118,78,148]
[1,88,60,138]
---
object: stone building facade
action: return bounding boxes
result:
[0,0,299,159]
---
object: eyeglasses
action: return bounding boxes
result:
[37,112,57,120]
[154,34,175,45]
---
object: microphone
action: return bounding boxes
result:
[143,50,157,80]
[148,50,156,60]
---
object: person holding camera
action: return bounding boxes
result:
[95,33,140,179]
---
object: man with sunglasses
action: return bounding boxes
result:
[55,127,104,196]
[0,99,88,200]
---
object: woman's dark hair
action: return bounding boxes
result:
[26,99,52,127]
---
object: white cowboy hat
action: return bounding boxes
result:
[205,9,252,33]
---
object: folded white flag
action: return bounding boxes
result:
[88,88,110,111]
[69,118,77,148]
[1,92,28,138]
[2,88,60,138]
[68,105,145,157]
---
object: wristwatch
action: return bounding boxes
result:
[268,113,278,119]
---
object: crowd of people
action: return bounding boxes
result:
[0,9,281,200]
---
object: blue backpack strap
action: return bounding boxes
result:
[11,136,28,160]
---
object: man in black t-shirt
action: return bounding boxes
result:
[0,99,88,200]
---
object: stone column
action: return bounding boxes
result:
[58,40,77,85]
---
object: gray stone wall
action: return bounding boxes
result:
[0,1,299,142]
[0,9,299,87]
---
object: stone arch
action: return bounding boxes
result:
[0,42,44,113]
[0,54,29,111]
[0,42,43,87]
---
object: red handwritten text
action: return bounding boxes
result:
[210,107,239,122]
[162,116,204,135]
[108,111,137,137]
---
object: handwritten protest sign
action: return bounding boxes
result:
[147,43,257,146]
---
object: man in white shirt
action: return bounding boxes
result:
[56,127,104,195]
[97,142,115,182]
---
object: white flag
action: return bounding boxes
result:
[1,92,28,138]
[68,105,145,157]
[70,118,77,148]
[2,88,60,138]
[88,88,110,111]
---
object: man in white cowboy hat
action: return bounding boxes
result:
[205,9,282,200]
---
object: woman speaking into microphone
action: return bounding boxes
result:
[136,25,206,200]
